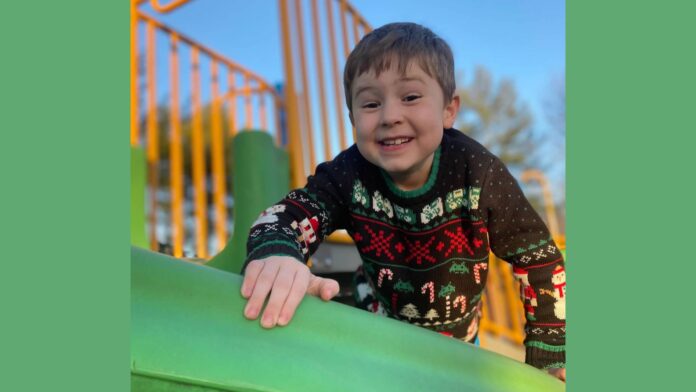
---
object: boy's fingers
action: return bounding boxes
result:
[241,260,264,298]
[260,268,296,328]
[277,271,310,326]
[244,261,280,320]
[307,276,339,301]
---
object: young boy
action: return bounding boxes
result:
[240,22,566,381]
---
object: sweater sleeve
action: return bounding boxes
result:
[243,158,350,271]
[481,158,566,370]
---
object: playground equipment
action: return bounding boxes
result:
[132,246,564,392]
[130,0,565,368]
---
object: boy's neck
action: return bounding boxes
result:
[386,151,436,192]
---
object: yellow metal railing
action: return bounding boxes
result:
[129,0,565,353]
[131,0,283,258]
[279,0,371,188]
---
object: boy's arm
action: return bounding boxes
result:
[482,158,566,372]
[241,159,350,327]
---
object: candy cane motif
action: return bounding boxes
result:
[453,295,467,315]
[421,281,435,303]
[445,295,451,318]
[377,268,393,287]
[474,263,488,284]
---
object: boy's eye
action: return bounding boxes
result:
[362,102,379,109]
[404,94,421,102]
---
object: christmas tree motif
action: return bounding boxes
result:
[467,186,481,210]
[445,188,468,212]
[377,268,393,287]
[453,295,467,315]
[351,179,369,208]
[394,279,414,293]
[399,303,420,321]
[424,308,440,321]
[420,197,444,224]
[394,204,416,224]
[449,262,470,274]
[438,282,455,319]
[372,190,394,218]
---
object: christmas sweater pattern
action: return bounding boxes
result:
[245,128,566,370]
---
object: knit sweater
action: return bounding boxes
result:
[245,128,566,370]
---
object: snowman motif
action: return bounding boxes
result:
[551,265,566,320]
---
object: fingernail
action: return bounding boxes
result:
[277,316,287,326]
[245,305,257,319]
[262,315,275,328]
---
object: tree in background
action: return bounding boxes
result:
[542,74,566,233]
[455,66,545,175]
[455,66,547,214]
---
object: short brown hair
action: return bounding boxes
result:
[343,22,455,112]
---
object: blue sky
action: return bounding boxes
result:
[141,0,564,131]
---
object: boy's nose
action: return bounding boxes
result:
[380,101,403,127]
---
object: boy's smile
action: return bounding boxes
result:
[350,61,459,191]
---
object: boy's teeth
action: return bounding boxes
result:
[383,138,410,145]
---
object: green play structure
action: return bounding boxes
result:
[131,246,563,392]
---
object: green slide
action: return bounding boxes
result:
[131,246,564,392]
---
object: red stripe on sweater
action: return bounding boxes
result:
[350,213,484,236]
[525,257,564,269]
[286,199,313,219]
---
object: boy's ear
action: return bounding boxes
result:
[443,95,460,128]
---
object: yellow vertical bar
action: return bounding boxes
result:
[146,20,160,251]
[169,33,185,257]
[131,0,139,145]
[339,0,350,57]
[294,0,317,171]
[259,91,268,131]
[279,0,305,188]
[191,47,209,258]
[210,60,228,251]
[274,95,282,146]
[310,0,332,162]
[227,71,237,137]
[351,13,360,47]
[500,257,525,343]
[326,0,347,151]
[244,74,252,129]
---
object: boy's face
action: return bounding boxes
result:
[350,61,459,191]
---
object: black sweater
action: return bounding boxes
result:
[245,128,566,369]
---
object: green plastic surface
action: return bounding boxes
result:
[208,130,290,273]
[131,246,564,392]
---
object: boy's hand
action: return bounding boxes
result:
[546,367,566,382]
[241,256,339,328]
